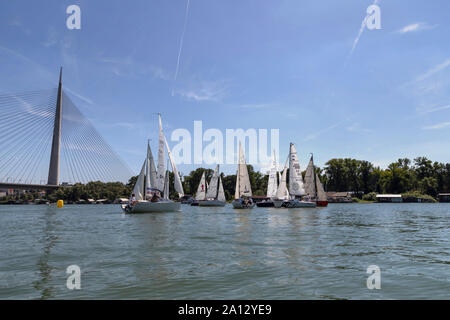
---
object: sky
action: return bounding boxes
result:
[0,0,449,176]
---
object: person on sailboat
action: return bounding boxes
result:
[150,193,160,203]
[129,194,137,208]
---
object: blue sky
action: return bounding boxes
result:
[1,0,449,176]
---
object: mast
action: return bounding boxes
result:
[47,67,63,185]
[157,113,165,190]
[234,169,239,199]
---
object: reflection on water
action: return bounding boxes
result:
[234,212,252,267]
[0,203,449,299]
[32,206,58,300]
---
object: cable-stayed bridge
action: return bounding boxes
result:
[0,68,132,190]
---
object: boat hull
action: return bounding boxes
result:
[198,200,226,207]
[316,201,328,207]
[272,199,317,208]
[256,201,274,207]
[284,199,316,208]
[273,199,285,208]
[122,200,181,213]
[232,199,255,209]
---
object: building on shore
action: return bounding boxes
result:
[326,192,352,203]
[438,193,450,203]
[376,194,403,203]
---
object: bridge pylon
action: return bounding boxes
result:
[47,67,62,186]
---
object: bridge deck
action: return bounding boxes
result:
[0,182,65,190]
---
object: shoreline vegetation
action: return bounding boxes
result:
[1,157,448,204]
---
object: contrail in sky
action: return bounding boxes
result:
[174,0,190,82]
[348,0,380,58]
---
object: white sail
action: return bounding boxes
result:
[195,172,207,201]
[288,143,306,197]
[315,173,327,201]
[206,165,219,199]
[237,142,252,197]
[164,136,184,197]
[145,141,158,199]
[303,157,316,197]
[267,151,278,198]
[163,170,170,199]
[132,160,146,200]
[157,114,165,191]
[217,176,226,202]
[276,166,288,200]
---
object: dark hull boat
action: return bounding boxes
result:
[256,200,274,207]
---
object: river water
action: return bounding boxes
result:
[0,203,448,299]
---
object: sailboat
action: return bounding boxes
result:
[191,171,206,206]
[256,151,278,207]
[273,157,290,208]
[232,142,255,209]
[303,154,328,207]
[197,165,226,206]
[274,143,316,208]
[121,114,184,213]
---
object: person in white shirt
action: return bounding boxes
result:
[129,194,137,207]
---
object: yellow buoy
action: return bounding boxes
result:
[57,200,64,208]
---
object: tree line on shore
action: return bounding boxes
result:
[2,156,448,203]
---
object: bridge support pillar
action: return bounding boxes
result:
[47,67,62,186]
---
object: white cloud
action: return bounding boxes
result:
[417,104,450,115]
[415,59,450,83]
[9,17,31,35]
[346,122,372,133]
[116,122,136,129]
[304,119,348,141]
[42,27,58,47]
[174,80,230,102]
[64,87,93,105]
[422,122,450,130]
[239,103,275,109]
[99,55,171,80]
[397,22,437,34]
